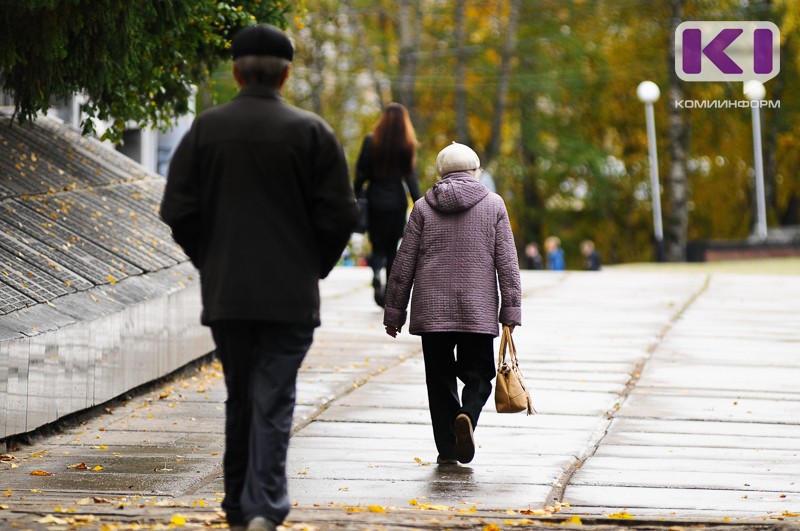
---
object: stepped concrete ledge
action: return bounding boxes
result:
[0,111,213,439]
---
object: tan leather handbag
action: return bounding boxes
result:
[495,325,535,415]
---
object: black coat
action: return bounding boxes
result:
[353,134,420,212]
[160,85,358,326]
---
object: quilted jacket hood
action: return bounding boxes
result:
[424,172,489,214]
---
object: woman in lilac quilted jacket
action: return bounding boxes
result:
[383,142,522,465]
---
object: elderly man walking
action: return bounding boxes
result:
[160,24,358,531]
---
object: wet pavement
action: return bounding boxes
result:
[1,267,799,530]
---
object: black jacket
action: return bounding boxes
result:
[160,85,358,326]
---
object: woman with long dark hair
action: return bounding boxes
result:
[354,103,421,307]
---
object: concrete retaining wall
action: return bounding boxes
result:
[0,112,213,440]
[0,264,213,438]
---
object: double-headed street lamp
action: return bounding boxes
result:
[636,81,665,262]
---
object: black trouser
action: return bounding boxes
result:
[368,208,407,280]
[420,333,496,459]
[210,321,314,526]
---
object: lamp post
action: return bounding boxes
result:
[636,81,665,262]
[744,80,768,242]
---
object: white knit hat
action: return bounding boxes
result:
[436,142,480,177]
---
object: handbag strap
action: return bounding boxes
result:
[497,326,508,367]
[497,325,517,367]
[504,326,519,369]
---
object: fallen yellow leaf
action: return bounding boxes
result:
[367,505,385,513]
[409,499,418,506]
[67,462,88,470]
[417,502,450,511]
[37,515,68,524]
[564,515,583,525]
[483,525,501,531]
[457,506,477,514]
[0,504,9,510]
[106,275,116,285]
[608,511,634,519]
[783,511,800,517]
[93,465,104,472]
[170,514,187,526]
[345,506,364,513]
[30,470,53,476]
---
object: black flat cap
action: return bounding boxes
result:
[231,24,294,61]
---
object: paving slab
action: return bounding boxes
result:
[565,272,800,522]
[564,484,800,514]
[3,268,800,530]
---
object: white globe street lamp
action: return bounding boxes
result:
[636,81,665,261]
[744,80,768,241]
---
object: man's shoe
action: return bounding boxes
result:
[436,455,459,465]
[246,517,277,531]
[454,413,475,464]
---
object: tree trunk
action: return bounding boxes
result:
[454,0,470,144]
[397,0,420,121]
[519,51,543,252]
[666,0,689,261]
[486,0,521,162]
[309,33,326,117]
[357,13,389,108]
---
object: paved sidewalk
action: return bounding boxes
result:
[1,267,799,530]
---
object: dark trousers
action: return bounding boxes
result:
[210,321,314,526]
[368,208,407,279]
[420,333,496,459]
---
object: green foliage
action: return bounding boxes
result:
[0,0,291,142]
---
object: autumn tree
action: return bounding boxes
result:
[0,0,290,142]
[282,0,800,265]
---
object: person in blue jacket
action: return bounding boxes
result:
[545,236,566,271]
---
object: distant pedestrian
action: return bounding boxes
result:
[160,24,358,531]
[581,240,602,271]
[383,143,522,466]
[523,242,543,270]
[545,236,565,271]
[354,103,421,308]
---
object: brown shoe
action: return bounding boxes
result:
[454,413,475,464]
